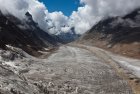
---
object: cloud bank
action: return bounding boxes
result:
[0,0,140,34]
[70,0,140,34]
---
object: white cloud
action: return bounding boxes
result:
[69,5,102,34]
[69,0,140,34]
[0,0,140,34]
[0,0,69,34]
[48,11,70,34]
[0,0,29,19]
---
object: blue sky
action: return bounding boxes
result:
[39,0,80,16]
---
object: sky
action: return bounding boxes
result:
[39,0,79,16]
[0,0,140,35]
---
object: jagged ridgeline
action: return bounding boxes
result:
[0,11,58,56]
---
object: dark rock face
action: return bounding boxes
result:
[24,12,57,46]
[0,12,57,56]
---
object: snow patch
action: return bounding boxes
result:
[118,60,140,78]
[4,61,17,68]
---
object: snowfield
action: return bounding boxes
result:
[110,52,140,78]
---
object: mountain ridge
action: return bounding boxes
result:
[0,11,58,56]
[79,8,140,59]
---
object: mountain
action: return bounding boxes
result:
[79,8,140,58]
[0,11,58,56]
[54,27,80,44]
[24,12,57,46]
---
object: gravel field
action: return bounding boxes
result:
[0,46,133,94]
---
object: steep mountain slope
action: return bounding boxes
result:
[79,8,140,58]
[0,11,57,56]
[24,12,57,46]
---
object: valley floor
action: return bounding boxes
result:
[1,45,140,94]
